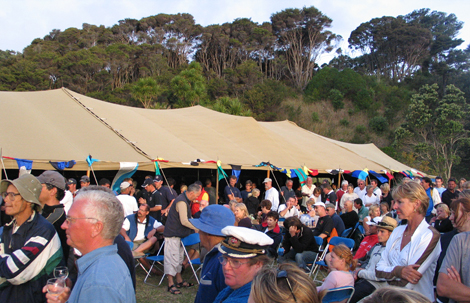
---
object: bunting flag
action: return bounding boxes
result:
[154,161,161,176]
[217,160,228,181]
[254,162,281,171]
[10,157,33,171]
[351,169,369,181]
[289,169,297,178]
[49,160,76,171]
[292,168,308,185]
[400,171,410,178]
[383,170,394,180]
[111,162,139,193]
[86,155,99,167]
[406,170,414,178]
[230,165,242,182]
[369,170,388,183]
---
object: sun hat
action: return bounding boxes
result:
[189,205,235,237]
[376,216,398,231]
[1,174,42,207]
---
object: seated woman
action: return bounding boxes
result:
[248,263,319,303]
[380,202,391,217]
[234,203,252,228]
[317,244,356,293]
[309,187,322,203]
[430,203,453,233]
[363,185,380,208]
[375,181,441,302]
[380,183,392,208]
[363,205,380,236]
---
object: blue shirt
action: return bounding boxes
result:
[425,187,434,216]
[213,281,252,303]
[224,186,241,203]
[194,244,227,303]
[68,245,135,303]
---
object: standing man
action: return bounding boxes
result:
[190,205,235,303]
[420,177,442,222]
[370,179,382,199]
[45,186,135,303]
[0,174,62,302]
[280,179,296,205]
[435,176,446,196]
[142,178,162,221]
[240,180,253,202]
[204,179,217,205]
[79,175,90,188]
[336,180,348,207]
[117,181,138,217]
[354,180,367,201]
[441,178,459,207]
[160,177,178,219]
[263,178,280,211]
[301,177,316,211]
[322,184,337,210]
[67,178,79,198]
[164,184,201,295]
[224,175,241,203]
[37,170,70,265]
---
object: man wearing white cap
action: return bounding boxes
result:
[263,178,279,212]
[117,181,138,217]
[0,174,62,302]
[312,202,334,245]
[353,217,380,260]
[213,226,273,303]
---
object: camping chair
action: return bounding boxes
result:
[144,240,166,286]
[312,237,355,283]
[126,240,152,274]
[181,233,202,284]
[308,236,326,277]
[340,227,352,238]
[321,286,355,303]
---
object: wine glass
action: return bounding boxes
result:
[46,278,65,297]
[54,266,69,281]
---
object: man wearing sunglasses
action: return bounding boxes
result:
[0,174,63,303]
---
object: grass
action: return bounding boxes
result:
[135,266,199,303]
[134,260,328,303]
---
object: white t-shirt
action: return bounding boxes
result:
[117,194,138,217]
[265,187,280,211]
[363,194,380,207]
[278,204,299,218]
[354,187,366,201]
[122,217,163,242]
[60,190,73,214]
[301,184,316,207]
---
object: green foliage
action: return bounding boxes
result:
[369,116,388,133]
[131,77,164,108]
[210,97,252,116]
[311,112,320,123]
[339,119,349,126]
[328,89,344,110]
[170,62,207,107]
[355,125,366,134]
[394,83,469,179]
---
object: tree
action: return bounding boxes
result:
[170,61,207,107]
[210,97,252,116]
[271,6,339,89]
[394,83,469,179]
[131,77,163,108]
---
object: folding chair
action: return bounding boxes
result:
[144,240,166,286]
[321,286,355,303]
[126,240,151,275]
[181,233,202,284]
[340,227,352,238]
[308,236,326,278]
[312,237,354,282]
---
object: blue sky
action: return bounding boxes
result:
[1,0,469,64]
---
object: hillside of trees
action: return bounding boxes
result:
[1,6,469,178]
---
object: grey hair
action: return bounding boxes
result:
[75,185,124,240]
[187,183,201,193]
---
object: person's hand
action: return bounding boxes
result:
[446,265,462,283]
[353,268,363,281]
[289,226,298,237]
[430,216,437,223]
[401,264,422,284]
[138,197,146,204]
[43,278,72,303]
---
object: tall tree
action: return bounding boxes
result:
[271,6,339,89]
[170,61,207,107]
[131,77,163,108]
[394,83,469,179]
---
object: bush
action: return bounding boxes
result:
[369,116,388,133]
[328,89,344,110]
[312,112,320,123]
[339,119,349,126]
[355,125,366,134]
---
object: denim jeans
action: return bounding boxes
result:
[279,249,317,270]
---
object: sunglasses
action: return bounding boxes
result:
[277,270,297,302]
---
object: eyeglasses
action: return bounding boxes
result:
[277,270,297,303]
[2,192,21,200]
[218,256,249,269]
[65,216,98,224]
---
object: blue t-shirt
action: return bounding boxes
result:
[240,190,252,202]
[194,246,227,303]
[224,186,241,203]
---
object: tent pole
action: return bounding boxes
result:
[215,165,219,205]
[337,171,341,189]
[267,169,270,178]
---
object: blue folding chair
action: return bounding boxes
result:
[181,233,202,284]
[312,237,354,282]
[340,227,352,238]
[328,237,355,251]
[144,240,166,286]
[308,236,326,277]
[321,286,354,303]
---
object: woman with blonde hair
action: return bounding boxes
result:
[317,244,356,293]
[340,184,359,212]
[363,205,380,235]
[248,263,319,303]
[362,286,430,303]
[234,203,252,228]
[375,181,440,302]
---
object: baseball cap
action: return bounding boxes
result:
[66,178,77,185]
[37,171,66,190]
[365,217,382,226]
[313,201,326,208]
[262,178,272,183]
[120,181,131,190]
[153,175,163,182]
[142,179,154,188]
[80,175,90,183]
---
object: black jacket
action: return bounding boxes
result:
[282,224,318,254]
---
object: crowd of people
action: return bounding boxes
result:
[0,171,469,303]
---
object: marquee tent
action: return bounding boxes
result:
[0,88,427,177]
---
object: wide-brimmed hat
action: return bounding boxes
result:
[1,174,42,207]
[218,226,273,258]
[189,205,235,237]
[376,216,398,231]
[37,170,66,190]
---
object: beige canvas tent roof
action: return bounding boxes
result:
[0,88,426,175]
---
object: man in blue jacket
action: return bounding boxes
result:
[190,205,235,303]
